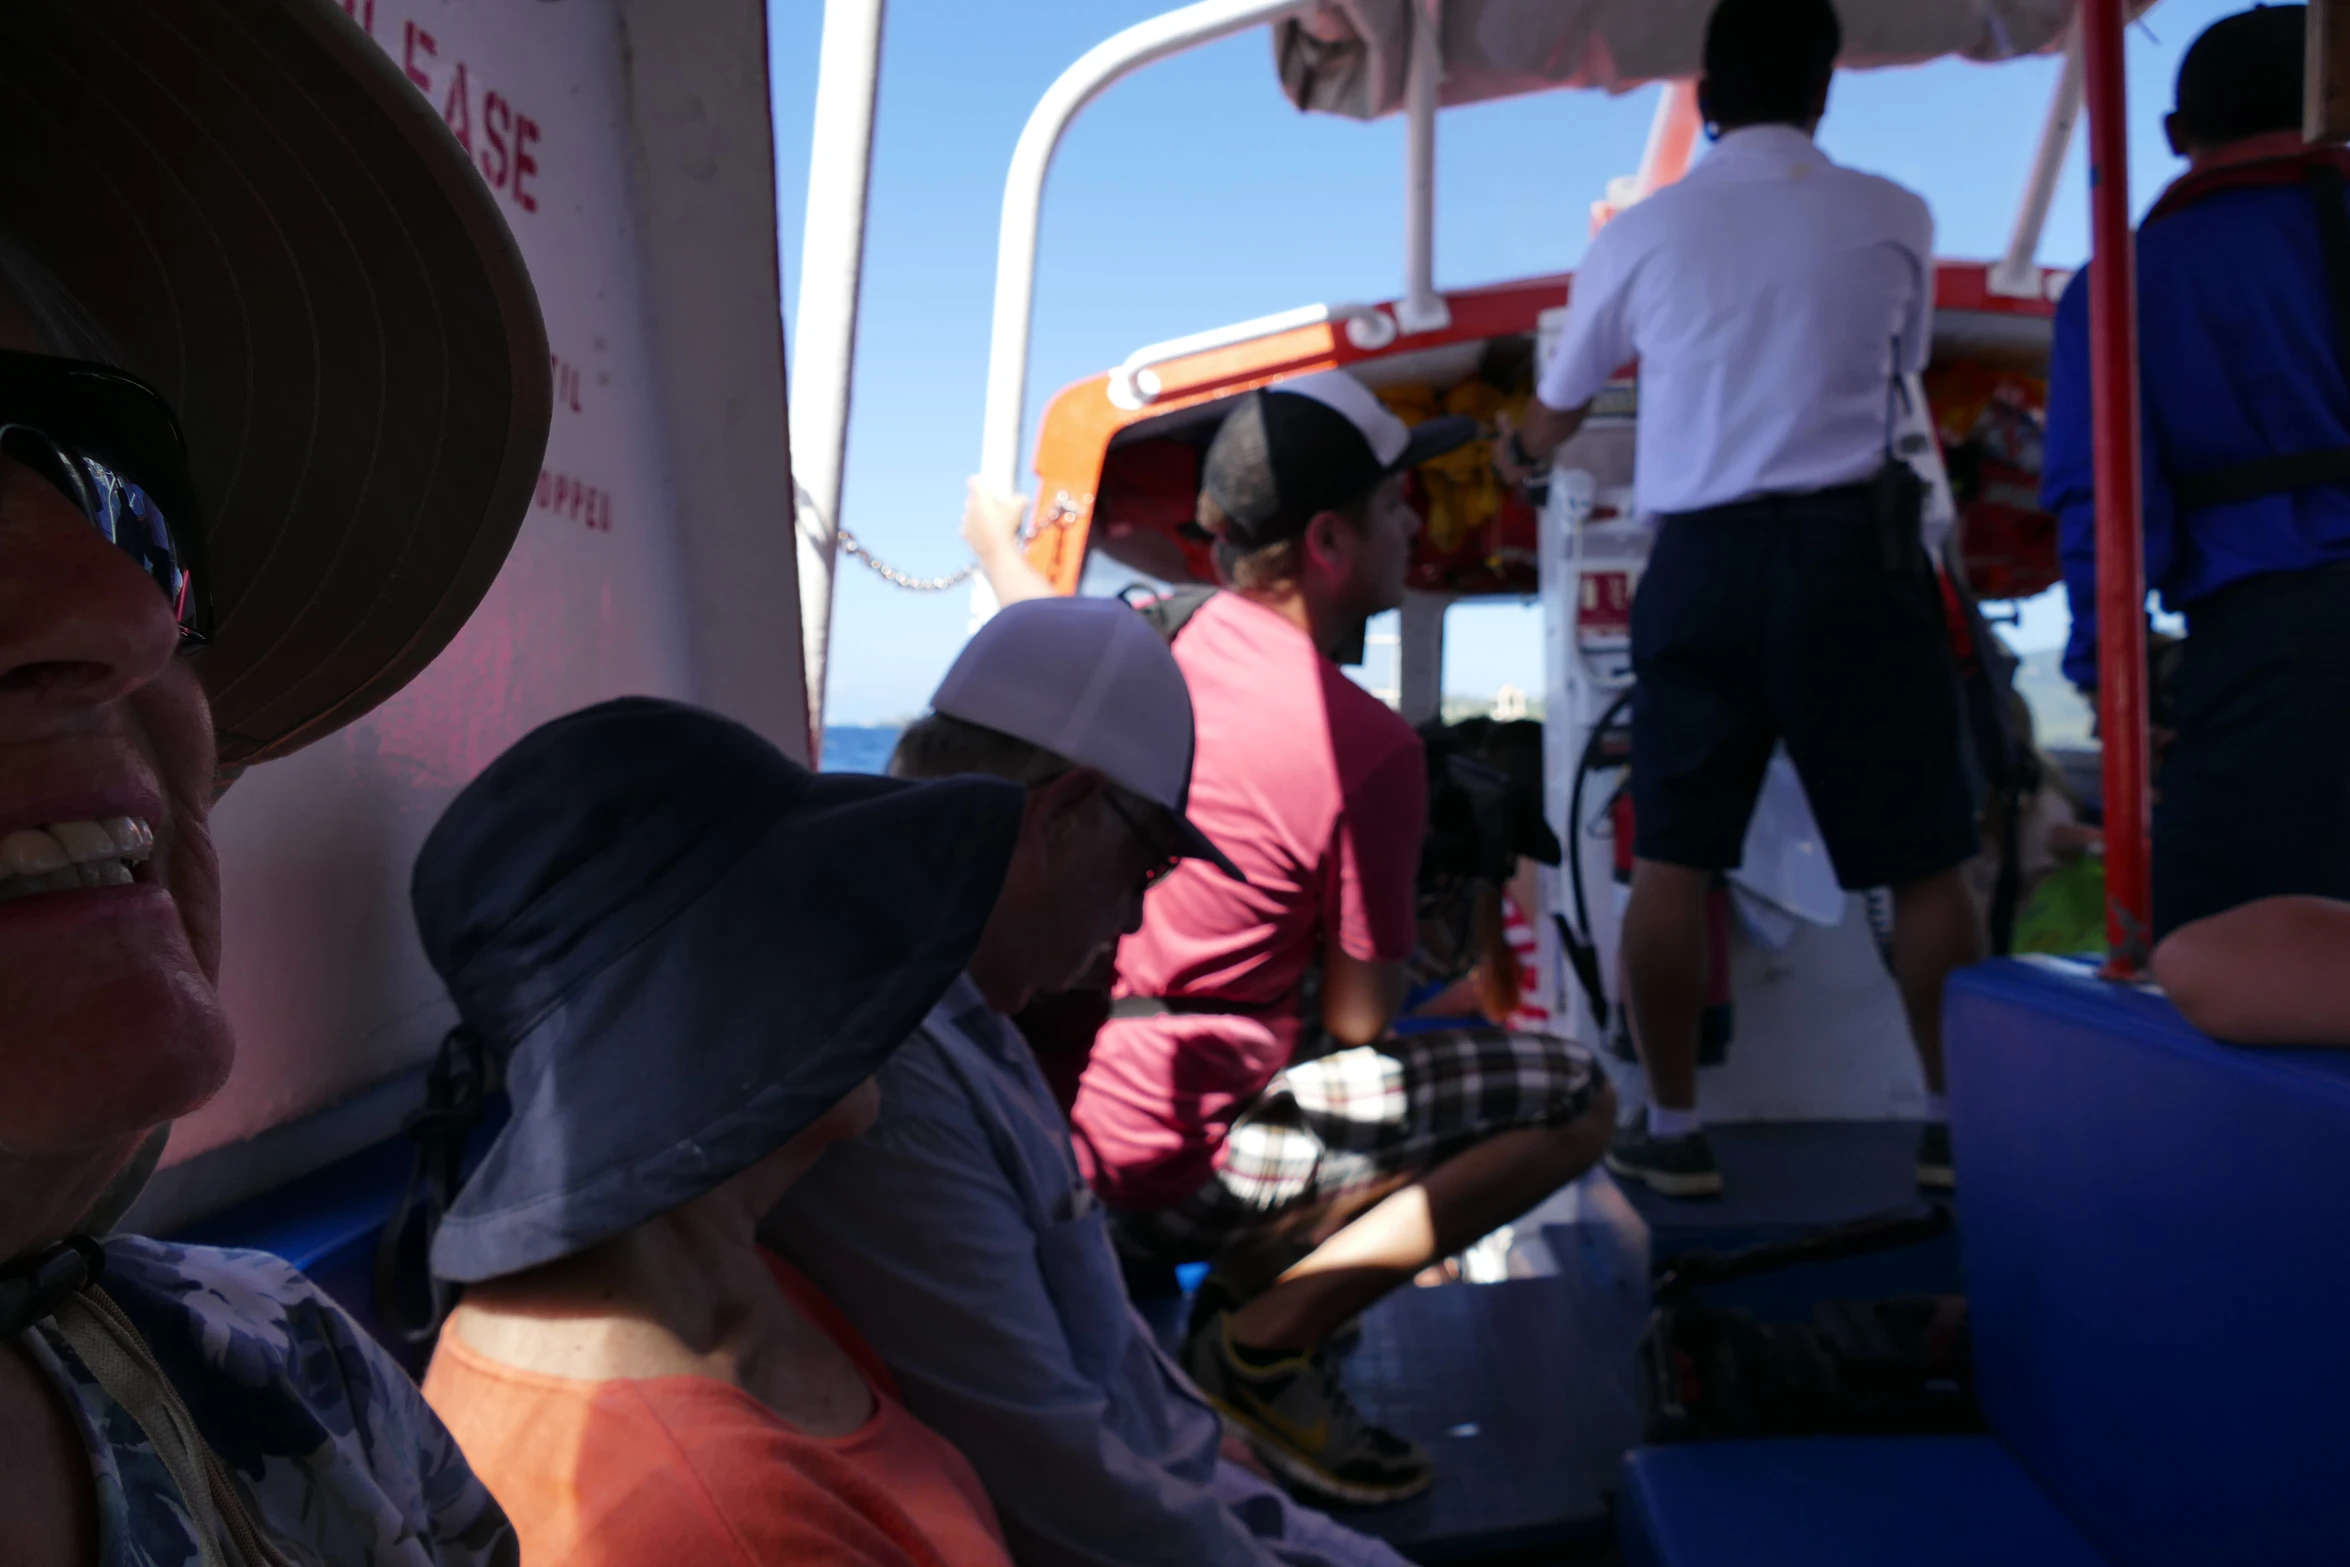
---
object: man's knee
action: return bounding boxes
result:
[1576,1081,1618,1137]
[1892,862,1973,905]
[1536,1081,1617,1170]
[1629,858,1714,908]
[1892,864,1986,948]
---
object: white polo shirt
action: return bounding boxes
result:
[1536,124,1935,515]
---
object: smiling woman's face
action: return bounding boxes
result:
[0,288,231,1253]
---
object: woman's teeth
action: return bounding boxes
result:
[0,817,156,903]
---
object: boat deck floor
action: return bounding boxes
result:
[1137,1120,1961,1562]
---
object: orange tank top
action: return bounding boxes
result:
[423,1250,1013,1567]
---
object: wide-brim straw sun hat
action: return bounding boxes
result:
[0,0,550,764]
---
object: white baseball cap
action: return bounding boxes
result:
[932,597,1244,881]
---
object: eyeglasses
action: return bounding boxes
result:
[1102,792,1183,888]
[0,353,210,646]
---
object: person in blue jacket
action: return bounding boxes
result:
[2045,4,2350,942]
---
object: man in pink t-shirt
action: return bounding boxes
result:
[1062,373,1614,1508]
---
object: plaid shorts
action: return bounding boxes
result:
[1111,1026,1603,1264]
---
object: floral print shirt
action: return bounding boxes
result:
[22,1236,515,1567]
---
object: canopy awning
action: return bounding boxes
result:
[1277,0,2150,119]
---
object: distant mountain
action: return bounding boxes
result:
[1437,652,2086,748]
[1432,659,2084,752]
[1442,694,1546,724]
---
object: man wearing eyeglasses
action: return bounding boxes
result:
[765,597,1412,1567]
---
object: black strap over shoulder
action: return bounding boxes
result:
[1109,995,1261,1020]
[2173,446,2350,509]
[2310,164,2350,382]
[2172,164,2350,511]
[373,1026,494,1344]
[0,1235,104,1342]
[1122,584,1217,643]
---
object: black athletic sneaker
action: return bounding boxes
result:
[1917,1121,1956,1191]
[1604,1124,1725,1198]
[1186,1314,1434,1505]
[1183,1270,1247,1360]
[1184,1271,1361,1360]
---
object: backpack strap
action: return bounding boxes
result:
[1123,584,1217,643]
[2171,162,2350,511]
[2143,144,2350,227]
[50,1280,297,1567]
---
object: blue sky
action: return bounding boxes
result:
[768,0,2245,725]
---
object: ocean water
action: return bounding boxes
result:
[820,726,903,775]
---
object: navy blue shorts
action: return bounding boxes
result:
[1629,492,1980,890]
[2154,561,2350,939]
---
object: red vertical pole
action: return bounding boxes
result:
[2080,0,2153,976]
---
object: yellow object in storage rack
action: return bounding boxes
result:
[1376,380,1527,556]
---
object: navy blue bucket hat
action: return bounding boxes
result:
[409,696,1022,1286]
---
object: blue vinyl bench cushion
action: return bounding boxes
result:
[1947,958,2350,1567]
[1617,1437,2107,1567]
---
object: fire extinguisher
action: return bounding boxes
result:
[1557,690,1735,1066]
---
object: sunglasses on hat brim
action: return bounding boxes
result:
[0,351,210,646]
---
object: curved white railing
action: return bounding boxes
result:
[976,0,1320,496]
[1105,303,1402,410]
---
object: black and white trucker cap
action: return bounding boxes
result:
[1199,370,1479,549]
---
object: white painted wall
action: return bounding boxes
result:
[163,0,801,1169]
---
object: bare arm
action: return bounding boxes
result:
[1404,972,1482,1021]
[962,477,1057,605]
[1321,942,1410,1047]
[2152,896,2350,1046]
[1491,400,1593,485]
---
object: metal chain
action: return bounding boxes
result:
[834,527,979,593]
[809,483,1075,594]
